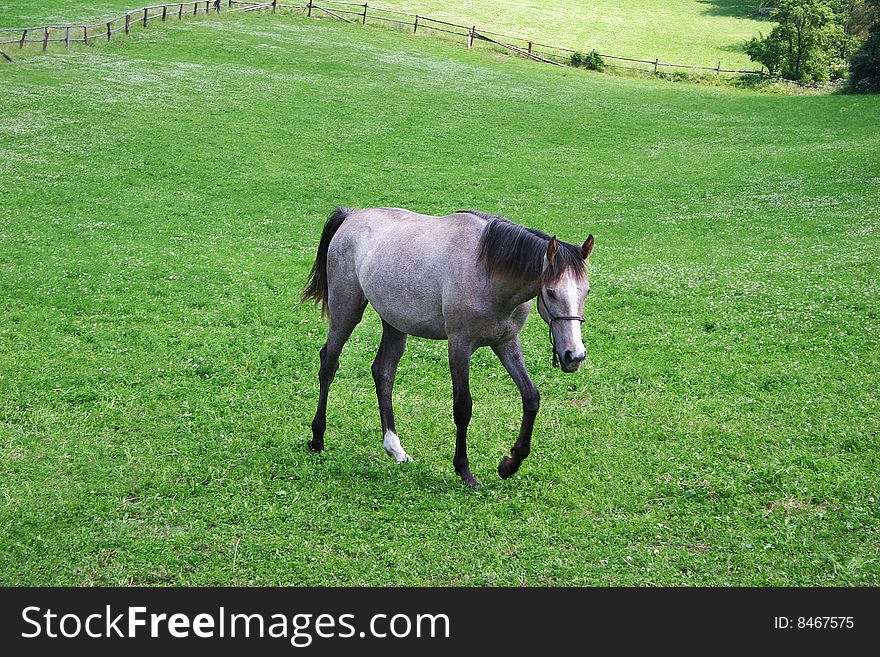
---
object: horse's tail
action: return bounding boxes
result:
[301,207,351,319]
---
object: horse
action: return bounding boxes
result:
[301,207,594,488]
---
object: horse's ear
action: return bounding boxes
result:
[547,236,558,264]
[581,234,594,260]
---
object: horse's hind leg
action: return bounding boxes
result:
[308,292,366,453]
[372,320,411,463]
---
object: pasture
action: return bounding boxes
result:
[0,0,767,69]
[1,9,878,586]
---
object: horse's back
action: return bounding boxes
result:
[328,208,485,339]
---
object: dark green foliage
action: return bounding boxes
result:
[834,0,878,41]
[848,0,880,89]
[849,21,880,88]
[570,50,605,70]
[584,49,605,70]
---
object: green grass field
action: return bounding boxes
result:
[1,10,878,586]
[0,0,767,69]
[361,0,768,69]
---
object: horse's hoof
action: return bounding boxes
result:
[383,431,412,463]
[498,456,520,479]
[457,469,481,490]
[465,478,481,491]
[307,439,323,453]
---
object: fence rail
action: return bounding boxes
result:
[281,1,767,76]
[0,1,229,51]
[0,0,768,77]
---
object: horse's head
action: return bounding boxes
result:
[536,234,594,372]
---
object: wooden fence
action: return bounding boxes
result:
[0,1,267,56]
[0,0,767,77]
[286,1,767,76]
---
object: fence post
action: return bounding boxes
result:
[179,4,184,19]
[413,15,419,32]
[107,21,112,40]
[20,29,27,48]
[163,6,168,21]
[125,14,131,33]
[43,27,49,52]
[527,40,532,54]
[307,0,313,17]
[717,61,721,75]
[467,25,475,48]
[362,3,368,24]
[216,0,222,12]
[144,7,149,27]
[205,1,211,14]
[272,0,277,13]
[83,25,89,45]
[194,2,198,16]
[65,26,70,48]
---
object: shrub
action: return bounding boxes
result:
[584,49,605,70]
[570,50,604,70]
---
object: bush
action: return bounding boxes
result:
[570,50,604,70]
[584,49,605,70]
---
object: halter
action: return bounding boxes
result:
[537,287,585,368]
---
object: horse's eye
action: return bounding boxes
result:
[546,289,556,300]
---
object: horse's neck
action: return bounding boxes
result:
[494,275,541,313]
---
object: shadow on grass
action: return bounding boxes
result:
[697,0,773,20]
[719,39,754,56]
[275,443,482,498]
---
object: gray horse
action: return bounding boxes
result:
[301,207,594,488]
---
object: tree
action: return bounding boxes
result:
[848,0,880,89]
[832,0,877,60]
[746,0,844,82]
[745,29,786,75]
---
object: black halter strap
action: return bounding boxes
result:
[537,288,585,368]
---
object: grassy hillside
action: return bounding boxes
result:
[368,0,767,69]
[0,0,140,27]
[0,0,767,69]
[1,13,878,586]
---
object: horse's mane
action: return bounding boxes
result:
[460,210,586,284]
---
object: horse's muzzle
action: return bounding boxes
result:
[559,349,586,372]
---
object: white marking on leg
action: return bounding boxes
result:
[383,430,413,463]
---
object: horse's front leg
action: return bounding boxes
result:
[448,335,479,489]
[492,337,539,479]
